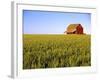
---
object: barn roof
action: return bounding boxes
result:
[67,24,80,32]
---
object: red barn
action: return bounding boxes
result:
[64,24,84,34]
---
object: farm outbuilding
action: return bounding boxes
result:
[64,24,84,34]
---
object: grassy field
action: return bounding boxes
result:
[23,34,91,69]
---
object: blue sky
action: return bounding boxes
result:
[23,10,91,34]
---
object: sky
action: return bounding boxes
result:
[23,10,91,34]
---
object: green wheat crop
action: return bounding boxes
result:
[23,34,91,69]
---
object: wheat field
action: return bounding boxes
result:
[23,34,91,69]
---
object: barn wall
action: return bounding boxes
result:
[76,25,83,34]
